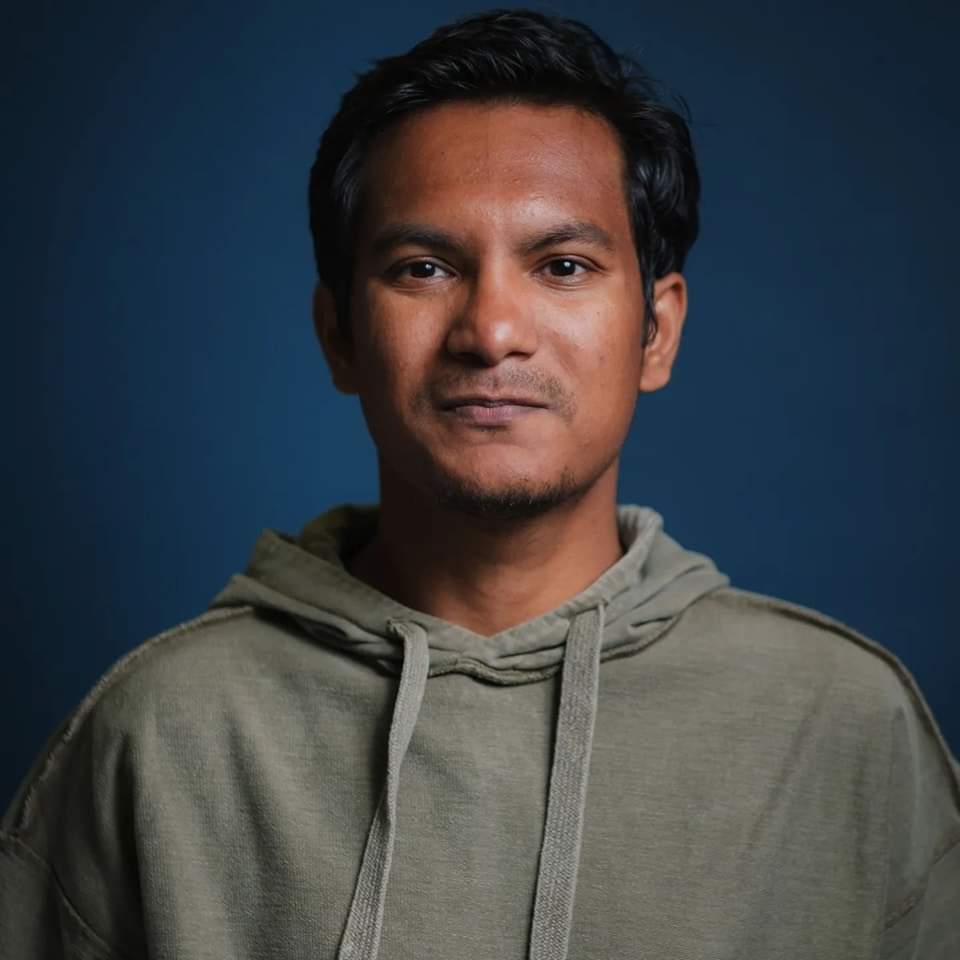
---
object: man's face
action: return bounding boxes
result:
[318,101,684,518]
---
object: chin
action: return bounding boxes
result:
[430,466,586,522]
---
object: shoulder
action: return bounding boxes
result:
[3,604,370,842]
[684,586,960,820]
[2,608,245,834]
[684,588,960,931]
[674,586,959,805]
[680,585,934,711]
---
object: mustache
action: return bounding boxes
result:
[423,368,576,419]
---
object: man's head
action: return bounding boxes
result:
[308,9,699,521]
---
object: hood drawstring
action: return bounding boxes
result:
[337,619,429,960]
[338,606,605,960]
[528,604,604,960]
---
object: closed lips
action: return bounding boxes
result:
[441,396,546,408]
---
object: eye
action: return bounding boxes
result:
[390,259,453,282]
[541,258,592,281]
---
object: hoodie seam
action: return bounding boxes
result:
[54,865,131,960]
[13,606,255,835]
[0,830,130,960]
[881,833,960,931]
[874,704,897,946]
[418,614,686,686]
[1,828,49,873]
[712,588,960,814]
[601,609,693,664]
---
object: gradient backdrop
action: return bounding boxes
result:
[3,0,958,807]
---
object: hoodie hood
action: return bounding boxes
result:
[209,503,727,960]
[208,503,728,681]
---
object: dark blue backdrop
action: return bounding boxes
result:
[3,1,958,807]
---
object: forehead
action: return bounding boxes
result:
[355,101,631,241]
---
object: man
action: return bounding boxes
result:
[2,8,957,958]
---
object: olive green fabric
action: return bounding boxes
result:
[2,505,958,958]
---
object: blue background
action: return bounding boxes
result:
[3,0,957,807]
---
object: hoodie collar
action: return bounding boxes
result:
[208,504,728,682]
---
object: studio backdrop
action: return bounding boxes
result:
[3,0,958,806]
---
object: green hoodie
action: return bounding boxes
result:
[2,505,958,958]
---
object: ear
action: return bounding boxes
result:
[638,272,687,394]
[313,284,359,395]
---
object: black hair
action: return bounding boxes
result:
[308,7,700,346]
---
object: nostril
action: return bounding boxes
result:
[445,311,538,366]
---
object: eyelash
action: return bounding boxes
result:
[389,257,594,283]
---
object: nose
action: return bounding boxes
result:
[444,266,539,365]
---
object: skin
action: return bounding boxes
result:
[314,101,687,636]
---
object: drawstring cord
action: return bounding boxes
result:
[528,605,604,960]
[337,620,430,960]
[337,606,604,960]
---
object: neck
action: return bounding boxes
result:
[348,465,623,636]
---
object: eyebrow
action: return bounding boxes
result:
[519,220,616,256]
[370,223,462,259]
[368,219,616,258]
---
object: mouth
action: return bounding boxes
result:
[439,395,547,426]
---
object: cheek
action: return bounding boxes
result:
[355,297,440,406]
[559,303,643,402]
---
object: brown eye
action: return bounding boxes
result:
[409,262,440,278]
[391,260,452,281]
[544,258,589,279]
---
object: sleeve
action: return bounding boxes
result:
[1,705,135,960]
[0,832,121,960]
[0,832,64,958]
[875,674,960,959]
